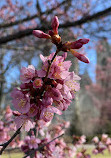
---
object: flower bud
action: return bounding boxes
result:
[33,30,51,39]
[51,16,59,34]
[70,41,83,49]
[48,30,54,36]
[70,50,89,63]
[78,38,90,44]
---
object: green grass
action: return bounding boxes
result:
[74,148,111,158]
[1,152,24,158]
[87,148,111,158]
[1,149,111,158]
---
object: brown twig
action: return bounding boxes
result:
[39,49,60,98]
[0,126,22,155]
[23,133,64,158]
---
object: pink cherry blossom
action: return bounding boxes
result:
[33,78,43,88]
[15,115,35,131]
[40,106,62,122]
[92,136,99,143]
[76,152,83,158]
[28,136,41,149]
[101,134,108,143]
[11,88,30,113]
[27,104,38,117]
[20,65,35,83]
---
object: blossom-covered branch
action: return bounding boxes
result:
[0,16,89,156]
[0,126,22,155]
[23,133,64,158]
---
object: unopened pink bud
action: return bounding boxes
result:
[51,16,59,34]
[33,30,50,39]
[70,50,90,63]
[48,30,54,36]
[70,38,89,49]
[70,41,83,49]
[78,38,90,44]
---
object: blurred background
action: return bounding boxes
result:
[0,0,111,137]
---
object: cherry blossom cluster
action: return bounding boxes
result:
[74,134,111,158]
[11,52,81,131]
[21,118,111,158]
[92,134,111,154]
[11,16,90,132]
[21,120,76,158]
[72,135,91,158]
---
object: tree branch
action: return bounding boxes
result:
[23,133,64,158]
[0,6,111,44]
[0,126,22,155]
[0,0,67,29]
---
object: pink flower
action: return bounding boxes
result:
[42,97,53,107]
[0,129,8,143]
[28,136,41,149]
[76,152,83,158]
[101,134,108,143]
[15,115,35,131]
[38,53,72,80]
[11,88,30,114]
[45,87,63,101]
[40,106,62,122]
[106,138,111,145]
[92,136,99,143]
[79,135,86,144]
[33,78,43,88]
[64,71,81,92]
[92,149,98,155]
[5,106,13,122]
[20,65,35,83]
[22,136,41,152]
[26,104,38,117]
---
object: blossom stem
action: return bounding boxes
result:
[23,133,64,158]
[46,49,59,78]
[39,49,59,98]
[0,126,22,155]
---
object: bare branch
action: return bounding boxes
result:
[0,0,67,29]
[0,6,111,45]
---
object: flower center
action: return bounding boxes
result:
[18,99,26,108]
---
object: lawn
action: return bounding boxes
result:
[86,148,111,158]
[1,152,24,158]
[1,149,111,158]
[74,148,111,158]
